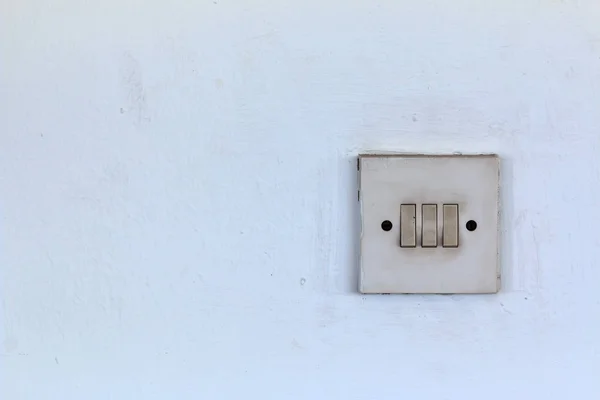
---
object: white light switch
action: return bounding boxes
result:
[400,204,416,248]
[358,154,500,294]
[421,204,437,248]
[442,204,459,248]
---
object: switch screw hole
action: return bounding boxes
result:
[381,220,393,231]
[466,220,477,231]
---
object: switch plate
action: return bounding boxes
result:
[358,154,500,294]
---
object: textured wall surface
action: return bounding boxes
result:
[2,1,600,398]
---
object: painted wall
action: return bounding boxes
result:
[2,1,600,398]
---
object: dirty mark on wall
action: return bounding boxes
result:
[119,52,151,126]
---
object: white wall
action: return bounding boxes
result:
[2,1,600,398]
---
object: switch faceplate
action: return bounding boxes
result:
[358,154,500,294]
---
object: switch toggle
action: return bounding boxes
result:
[400,204,416,247]
[443,204,459,247]
[421,204,437,247]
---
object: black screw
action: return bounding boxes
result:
[381,220,393,231]
[466,220,477,231]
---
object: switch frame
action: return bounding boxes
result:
[358,154,500,294]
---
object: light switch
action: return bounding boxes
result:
[358,154,500,294]
[421,204,437,247]
[400,204,416,247]
[442,204,459,247]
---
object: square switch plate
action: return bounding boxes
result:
[358,154,500,294]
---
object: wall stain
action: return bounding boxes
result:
[119,52,151,126]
